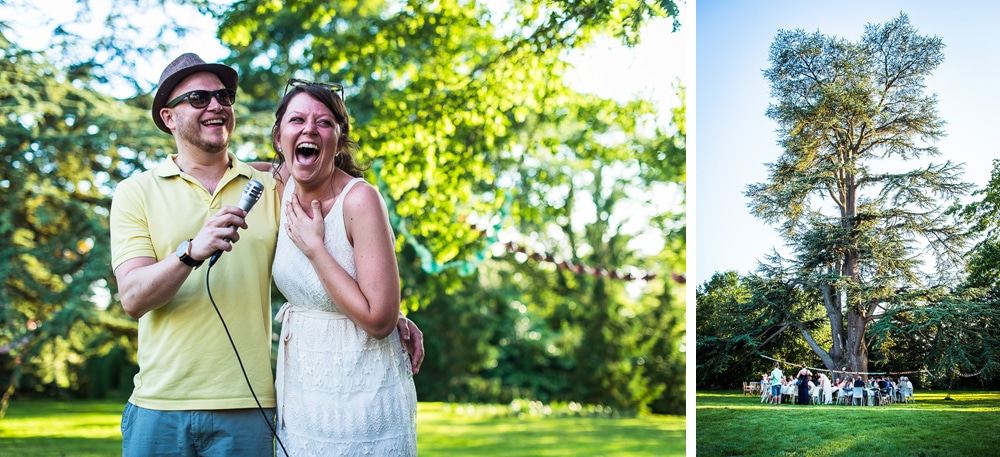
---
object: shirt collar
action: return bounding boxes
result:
[156,152,248,178]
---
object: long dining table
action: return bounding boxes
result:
[775,383,884,405]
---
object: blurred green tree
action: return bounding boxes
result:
[0,31,156,414]
[0,0,686,415]
[213,0,686,413]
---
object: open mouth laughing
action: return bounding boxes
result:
[295,142,320,166]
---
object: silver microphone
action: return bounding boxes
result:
[209,179,264,266]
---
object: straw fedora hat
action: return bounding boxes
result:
[152,53,238,133]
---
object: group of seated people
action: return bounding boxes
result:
[760,368,914,405]
[831,375,915,405]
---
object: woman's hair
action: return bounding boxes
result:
[271,83,369,180]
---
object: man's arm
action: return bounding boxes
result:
[249,161,273,173]
[115,206,249,319]
[116,256,195,319]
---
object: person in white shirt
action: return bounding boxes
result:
[818,372,833,404]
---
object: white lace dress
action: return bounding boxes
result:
[273,177,417,456]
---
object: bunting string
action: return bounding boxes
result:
[0,320,38,356]
[0,336,31,356]
[757,353,981,379]
[494,238,682,283]
[373,160,684,283]
[951,367,983,378]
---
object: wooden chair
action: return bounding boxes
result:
[742,382,754,396]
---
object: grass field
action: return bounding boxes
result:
[696,390,1000,457]
[0,400,684,456]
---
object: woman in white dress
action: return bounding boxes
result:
[268,80,418,456]
[818,372,833,404]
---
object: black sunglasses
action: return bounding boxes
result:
[165,89,237,109]
[283,78,345,100]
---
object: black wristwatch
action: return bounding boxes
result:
[175,239,204,269]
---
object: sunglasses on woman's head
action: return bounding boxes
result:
[165,89,237,109]
[284,78,345,100]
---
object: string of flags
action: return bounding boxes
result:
[950,367,983,378]
[499,239,684,283]
[758,353,982,379]
[373,160,684,283]
[0,320,38,358]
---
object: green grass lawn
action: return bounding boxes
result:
[0,400,684,456]
[696,390,1000,457]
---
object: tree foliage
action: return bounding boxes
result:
[871,293,1000,392]
[744,13,970,378]
[697,14,1000,390]
[696,270,825,388]
[0,0,686,414]
[855,138,1000,393]
[213,0,681,278]
[210,0,685,413]
[0,32,144,410]
[917,158,1000,388]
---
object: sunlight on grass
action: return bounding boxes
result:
[417,402,684,456]
[696,390,1000,457]
[0,400,685,457]
[1,401,123,439]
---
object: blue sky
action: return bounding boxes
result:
[695,1,1000,285]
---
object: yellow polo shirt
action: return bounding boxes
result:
[110,153,280,410]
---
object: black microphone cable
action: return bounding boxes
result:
[205,259,290,456]
[201,179,288,455]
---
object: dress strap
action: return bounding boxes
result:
[340,177,365,197]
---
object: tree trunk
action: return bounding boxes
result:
[0,356,20,420]
[945,370,954,400]
[842,211,869,379]
[820,281,845,364]
[845,309,869,380]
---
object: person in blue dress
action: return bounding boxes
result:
[796,363,812,405]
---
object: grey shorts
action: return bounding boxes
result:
[121,402,275,457]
